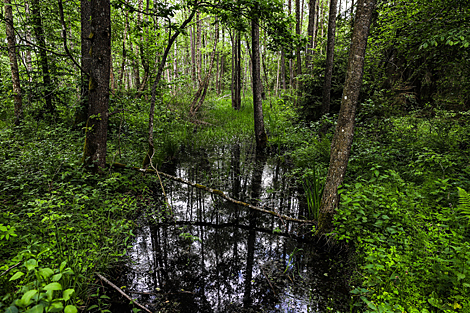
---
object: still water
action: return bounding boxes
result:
[116,143,350,312]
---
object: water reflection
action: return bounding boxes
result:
[120,144,350,312]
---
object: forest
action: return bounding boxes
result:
[1,0,470,311]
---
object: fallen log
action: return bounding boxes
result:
[111,163,315,224]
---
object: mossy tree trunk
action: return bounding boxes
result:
[4,0,23,125]
[82,0,111,172]
[317,0,376,234]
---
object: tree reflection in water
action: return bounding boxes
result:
[117,143,350,313]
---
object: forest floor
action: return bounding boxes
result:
[1,94,470,312]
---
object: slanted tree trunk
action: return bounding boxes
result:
[144,8,197,168]
[317,0,376,234]
[31,0,54,115]
[252,18,267,151]
[4,0,23,125]
[321,0,338,114]
[82,0,111,172]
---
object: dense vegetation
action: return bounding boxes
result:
[1,0,470,312]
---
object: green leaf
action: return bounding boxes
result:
[38,268,54,279]
[47,302,63,313]
[62,289,75,301]
[25,259,38,271]
[457,273,466,281]
[51,273,62,282]
[25,304,44,313]
[64,305,78,313]
[43,282,62,291]
[21,290,38,306]
[5,306,19,313]
[59,261,67,272]
[9,271,25,281]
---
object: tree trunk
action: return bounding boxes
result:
[231,30,241,110]
[306,0,317,69]
[317,0,376,234]
[4,0,23,125]
[74,0,92,127]
[24,1,33,83]
[82,0,111,172]
[144,8,197,168]
[31,0,54,115]
[321,0,338,114]
[288,0,294,89]
[281,51,286,89]
[190,18,219,116]
[118,5,129,89]
[252,18,267,151]
[296,0,302,88]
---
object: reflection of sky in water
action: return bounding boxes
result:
[123,146,350,312]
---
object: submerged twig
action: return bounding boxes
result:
[94,272,152,313]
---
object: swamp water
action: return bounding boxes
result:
[113,144,350,312]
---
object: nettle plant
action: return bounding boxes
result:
[5,259,78,313]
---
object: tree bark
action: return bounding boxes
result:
[317,0,376,234]
[231,30,241,110]
[4,0,23,125]
[306,0,317,69]
[75,0,91,127]
[144,8,197,168]
[82,0,111,172]
[31,0,54,115]
[296,0,302,87]
[321,0,338,114]
[252,18,267,151]
[118,5,129,89]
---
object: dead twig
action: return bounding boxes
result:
[94,273,152,313]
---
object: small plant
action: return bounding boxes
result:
[5,259,78,313]
[457,187,470,223]
[302,163,324,220]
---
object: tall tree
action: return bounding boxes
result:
[317,0,376,233]
[231,30,242,110]
[31,0,54,115]
[321,0,338,114]
[82,0,111,172]
[4,0,23,125]
[74,0,92,127]
[306,0,317,69]
[252,13,267,150]
[295,0,302,85]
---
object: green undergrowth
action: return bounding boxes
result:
[0,119,157,312]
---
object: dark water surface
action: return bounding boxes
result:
[115,144,350,312]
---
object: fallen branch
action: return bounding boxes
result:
[111,163,315,224]
[95,272,152,313]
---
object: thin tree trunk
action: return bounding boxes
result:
[252,18,267,151]
[288,0,294,89]
[276,51,280,96]
[24,1,33,82]
[296,0,302,88]
[321,0,338,114]
[190,18,219,116]
[83,0,111,172]
[196,11,202,84]
[75,0,91,127]
[31,0,54,115]
[281,51,286,89]
[231,30,241,110]
[317,0,376,233]
[144,8,197,168]
[4,0,23,125]
[118,6,129,89]
[190,21,196,86]
[306,0,317,69]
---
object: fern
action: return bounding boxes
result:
[457,187,470,223]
